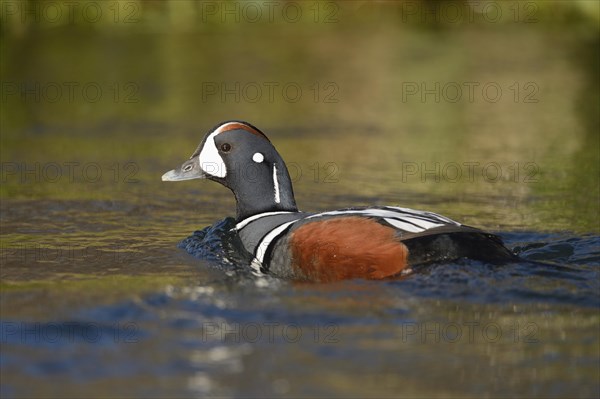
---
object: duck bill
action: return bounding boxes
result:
[161,157,207,181]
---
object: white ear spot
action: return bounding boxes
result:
[252,152,264,163]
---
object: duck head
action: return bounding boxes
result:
[162,121,298,221]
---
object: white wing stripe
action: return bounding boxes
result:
[305,209,404,220]
[385,206,459,224]
[305,208,457,228]
[384,218,424,233]
[397,217,444,230]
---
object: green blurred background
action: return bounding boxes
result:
[1,0,599,233]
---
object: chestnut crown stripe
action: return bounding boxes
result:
[190,121,270,159]
[215,122,270,141]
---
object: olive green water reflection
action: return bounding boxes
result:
[1,1,599,398]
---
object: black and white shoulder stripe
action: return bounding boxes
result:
[303,206,460,233]
[234,206,466,274]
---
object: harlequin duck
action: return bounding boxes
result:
[162,120,516,282]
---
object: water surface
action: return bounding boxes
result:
[1,2,599,398]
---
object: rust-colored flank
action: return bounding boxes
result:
[290,217,409,282]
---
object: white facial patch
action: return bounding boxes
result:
[199,131,227,178]
[252,152,264,163]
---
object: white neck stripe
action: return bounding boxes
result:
[273,164,281,204]
[234,211,295,231]
[254,220,298,265]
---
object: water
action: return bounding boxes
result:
[1,2,599,398]
[1,229,598,398]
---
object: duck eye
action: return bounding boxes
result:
[220,143,232,153]
[183,164,193,172]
